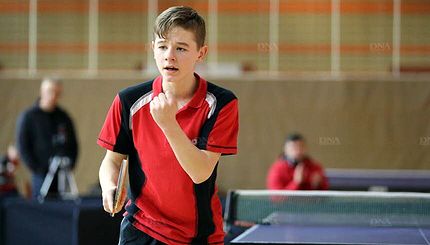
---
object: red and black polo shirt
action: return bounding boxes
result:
[97,73,239,244]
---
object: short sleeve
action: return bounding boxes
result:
[198,99,239,155]
[97,95,133,155]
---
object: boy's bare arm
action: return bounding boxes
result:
[150,92,221,184]
[99,150,127,214]
[163,123,221,184]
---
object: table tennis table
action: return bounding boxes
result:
[326,168,430,192]
[231,223,430,244]
[225,190,430,245]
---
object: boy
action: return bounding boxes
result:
[98,6,239,245]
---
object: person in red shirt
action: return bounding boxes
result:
[98,6,239,245]
[0,144,20,196]
[267,133,328,190]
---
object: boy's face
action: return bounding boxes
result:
[152,27,207,83]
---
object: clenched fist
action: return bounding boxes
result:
[150,92,179,130]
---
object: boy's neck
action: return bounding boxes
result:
[162,73,198,100]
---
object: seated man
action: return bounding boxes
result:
[267,133,328,190]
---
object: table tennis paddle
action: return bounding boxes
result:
[111,158,128,217]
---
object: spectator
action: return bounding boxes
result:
[16,78,78,199]
[0,144,20,196]
[267,133,328,190]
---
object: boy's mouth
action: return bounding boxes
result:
[164,66,179,71]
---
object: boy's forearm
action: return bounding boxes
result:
[99,157,120,191]
[162,121,219,184]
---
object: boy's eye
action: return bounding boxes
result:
[158,46,167,50]
[177,47,187,52]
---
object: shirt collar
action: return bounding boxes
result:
[152,73,207,109]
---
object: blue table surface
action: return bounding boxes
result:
[231,224,430,245]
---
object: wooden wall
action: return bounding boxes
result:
[1,76,429,195]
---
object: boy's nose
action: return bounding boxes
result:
[164,48,176,61]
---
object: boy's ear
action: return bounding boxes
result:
[197,45,208,62]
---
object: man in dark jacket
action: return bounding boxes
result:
[16,78,78,199]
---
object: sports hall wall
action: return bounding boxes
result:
[1,78,429,195]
